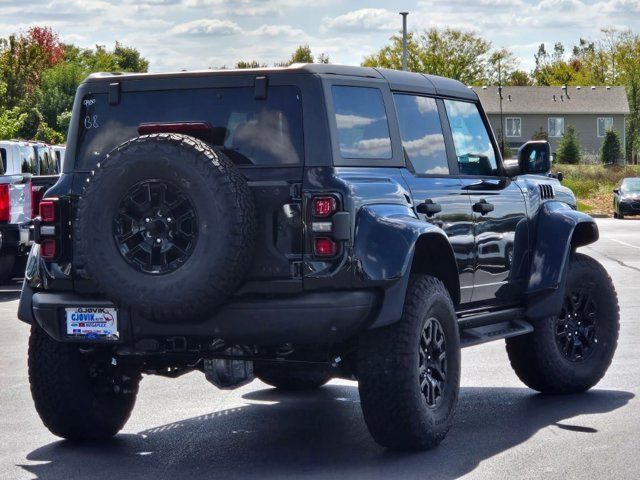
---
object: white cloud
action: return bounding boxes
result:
[321,8,397,33]
[170,18,241,36]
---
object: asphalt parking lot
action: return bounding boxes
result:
[1,218,640,480]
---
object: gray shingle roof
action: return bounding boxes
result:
[473,86,630,115]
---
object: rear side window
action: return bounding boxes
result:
[393,94,448,175]
[444,100,498,176]
[20,146,38,174]
[76,86,303,169]
[332,86,392,159]
[0,148,6,175]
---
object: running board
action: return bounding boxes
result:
[457,307,533,348]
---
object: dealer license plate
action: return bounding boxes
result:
[65,307,119,339]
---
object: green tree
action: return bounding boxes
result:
[556,125,581,164]
[36,61,85,130]
[363,28,503,85]
[600,129,623,164]
[532,127,549,141]
[235,60,267,69]
[289,45,313,64]
[507,70,533,86]
[0,106,27,139]
[34,121,64,144]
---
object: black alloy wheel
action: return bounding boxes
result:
[556,289,598,362]
[113,179,198,274]
[419,317,447,408]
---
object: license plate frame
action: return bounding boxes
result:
[65,307,119,340]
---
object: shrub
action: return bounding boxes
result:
[556,125,581,164]
[600,128,623,165]
[532,127,548,141]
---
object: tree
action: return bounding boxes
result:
[34,121,64,144]
[0,107,26,139]
[363,28,505,85]
[289,45,313,64]
[556,125,581,164]
[36,61,85,130]
[600,129,623,164]
[26,26,64,68]
[532,127,549,141]
[507,70,533,86]
[235,60,267,69]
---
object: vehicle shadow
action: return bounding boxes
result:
[21,385,633,480]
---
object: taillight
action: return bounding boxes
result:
[314,237,337,257]
[0,184,9,222]
[40,239,57,260]
[39,200,56,222]
[312,196,337,218]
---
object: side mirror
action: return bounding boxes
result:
[613,188,620,194]
[518,141,551,175]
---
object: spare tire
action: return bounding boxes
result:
[75,133,256,322]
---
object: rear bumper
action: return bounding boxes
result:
[20,286,379,346]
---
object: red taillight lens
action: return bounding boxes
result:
[312,196,337,218]
[0,184,9,223]
[314,237,337,256]
[40,239,57,260]
[39,200,56,222]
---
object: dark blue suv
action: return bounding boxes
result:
[20,64,619,450]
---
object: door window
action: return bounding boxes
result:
[393,94,448,175]
[444,100,498,176]
[332,86,392,159]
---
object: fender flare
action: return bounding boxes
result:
[525,201,599,319]
[353,204,459,329]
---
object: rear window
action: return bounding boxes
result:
[76,86,304,169]
[37,147,59,175]
[332,86,392,160]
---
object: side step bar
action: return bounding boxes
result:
[457,307,534,348]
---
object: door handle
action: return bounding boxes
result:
[417,199,442,217]
[473,199,494,215]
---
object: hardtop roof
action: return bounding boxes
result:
[84,63,477,101]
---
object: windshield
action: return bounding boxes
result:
[622,179,640,193]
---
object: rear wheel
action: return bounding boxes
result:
[28,325,141,440]
[357,276,460,450]
[506,253,619,393]
[255,363,331,391]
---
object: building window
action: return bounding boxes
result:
[598,117,613,137]
[548,117,564,138]
[505,117,521,137]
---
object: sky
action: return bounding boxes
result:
[0,0,639,73]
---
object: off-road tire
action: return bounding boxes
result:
[506,253,619,393]
[255,363,332,391]
[75,133,256,322]
[0,253,15,283]
[28,325,141,440]
[358,275,460,451]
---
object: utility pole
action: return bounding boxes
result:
[498,59,505,156]
[400,12,408,71]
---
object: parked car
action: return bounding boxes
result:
[613,177,640,219]
[0,141,61,281]
[19,65,618,451]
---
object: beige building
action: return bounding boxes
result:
[473,86,630,158]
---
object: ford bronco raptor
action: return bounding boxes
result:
[19,64,618,450]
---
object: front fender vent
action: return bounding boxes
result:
[539,184,555,200]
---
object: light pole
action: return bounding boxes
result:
[400,12,408,71]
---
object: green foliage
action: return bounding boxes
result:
[556,125,581,164]
[34,121,64,144]
[0,107,27,139]
[0,27,149,144]
[532,127,549,141]
[363,28,496,85]
[275,45,330,67]
[600,129,623,164]
[235,60,267,69]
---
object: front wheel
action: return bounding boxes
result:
[358,275,460,450]
[28,326,141,440]
[506,253,619,393]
